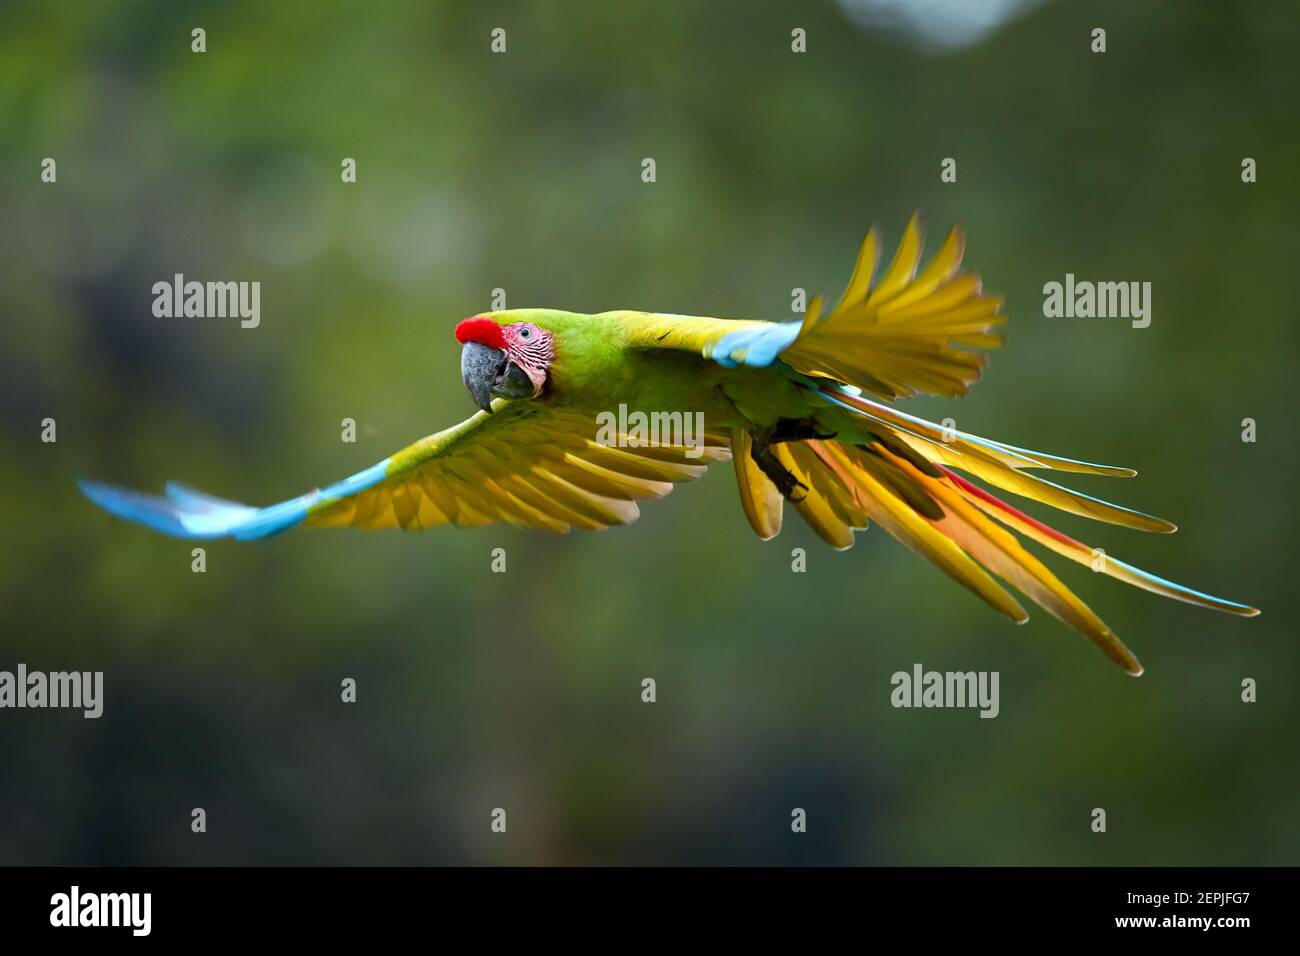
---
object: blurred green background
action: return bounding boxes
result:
[1,0,1296,865]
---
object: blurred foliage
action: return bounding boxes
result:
[0,0,1297,864]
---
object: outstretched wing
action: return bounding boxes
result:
[80,400,730,540]
[618,215,1003,400]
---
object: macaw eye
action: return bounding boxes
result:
[518,326,533,340]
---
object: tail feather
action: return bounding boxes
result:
[943,468,1259,618]
[809,441,1029,623]
[820,385,1135,477]
[821,387,1174,533]
[738,399,1258,672]
[882,451,1144,674]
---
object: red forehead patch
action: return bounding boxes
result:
[454,316,507,350]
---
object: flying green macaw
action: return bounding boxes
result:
[80,217,1258,674]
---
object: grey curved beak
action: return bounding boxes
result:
[461,341,505,413]
[461,341,538,413]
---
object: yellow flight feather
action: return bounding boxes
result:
[307,402,729,533]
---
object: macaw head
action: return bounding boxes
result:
[455,314,556,412]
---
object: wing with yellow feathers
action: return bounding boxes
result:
[620,214,1004,400]
[79,400,730,539]
[308,402,729,532]
[779,215,1003,399]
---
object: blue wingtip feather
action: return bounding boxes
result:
[77,458,392,541]
[78,478,263,539]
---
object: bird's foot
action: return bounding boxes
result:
[769,416,837,444]
[748,430,809,501]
